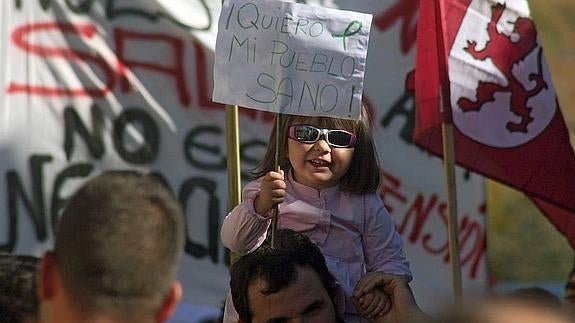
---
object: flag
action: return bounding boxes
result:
[414,0,575,248]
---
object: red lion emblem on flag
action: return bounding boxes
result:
[457,3,548,134]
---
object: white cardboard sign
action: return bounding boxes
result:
[213,0,372,119]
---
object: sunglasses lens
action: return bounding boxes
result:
[294,125,319,142]
[328,131,353,147]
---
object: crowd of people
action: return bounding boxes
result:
[1,110,574,323]
[0,169,425,323]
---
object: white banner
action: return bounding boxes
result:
[213,0,372,119]
[0,0,488,320]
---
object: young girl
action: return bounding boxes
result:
[221,106,411,322]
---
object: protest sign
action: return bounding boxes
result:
[212,0,372,119]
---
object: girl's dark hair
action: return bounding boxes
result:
[252,105,381,194]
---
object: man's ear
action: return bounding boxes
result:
[156,281,182,323]
[38,251,57,300]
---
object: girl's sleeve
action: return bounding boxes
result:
[220,179,272,255]
[363,194,412,281]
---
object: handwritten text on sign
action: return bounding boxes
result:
[212,0,372,119]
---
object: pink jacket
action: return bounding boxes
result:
[221,170,411,317]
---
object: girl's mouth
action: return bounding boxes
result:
[309,159,330,167]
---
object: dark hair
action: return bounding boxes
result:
[252,105,381,193]
[54,170,185,318]
[230,229,338,323]
[0,254,39,323]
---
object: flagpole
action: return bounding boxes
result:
[226,104,242,263]
[440,91,463,302]
[434,0,462,302]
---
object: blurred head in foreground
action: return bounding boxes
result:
[429,292,573,323]
[38,170,185,323]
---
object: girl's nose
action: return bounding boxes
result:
[313,137,331,152]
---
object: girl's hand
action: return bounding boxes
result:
[353,273,425,323]
[254,170,286,216]
[353,271,392,297]
[353,272,392,320]
[352,288,391,320]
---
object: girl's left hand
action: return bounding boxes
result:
[353,271,393,319]
[352,288,391,319]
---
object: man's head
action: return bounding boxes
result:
[0,253,39,323]
[39,170,185,323]
[230,229,340,323]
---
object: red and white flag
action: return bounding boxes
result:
[414,0,575,248]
